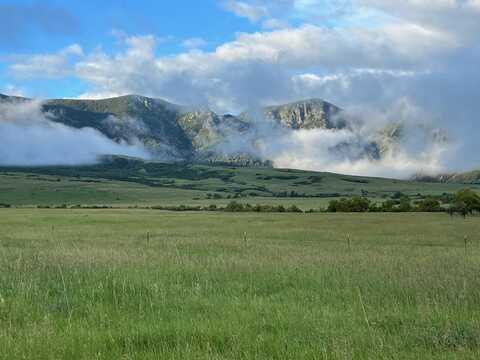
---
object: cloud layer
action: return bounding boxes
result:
[214,98,450,178]
[0,101,149,166]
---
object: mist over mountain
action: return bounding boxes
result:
[0,93,449,178]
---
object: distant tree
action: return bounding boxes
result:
[397,197,412,212]
[225,201,244,212]
[455,189,480,214]
[439,192,455,204]
[336,199,351,212]
[368,202,381,212]
[447,189,480,217]
[416,197,442,212]
[350,197,371,212]
[287,205,303,213]
[381,200,397,212]
[327,199,339,212]
[327,197,370,212]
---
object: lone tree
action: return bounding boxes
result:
[448,189,480,217]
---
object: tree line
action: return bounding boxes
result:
[4,189,479,215]
[326,189,480,215]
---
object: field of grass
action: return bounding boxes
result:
[1,158,479,209]
[1,209,480,359]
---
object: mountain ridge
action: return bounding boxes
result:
[0,93,444,169]
[0,93,342,163]
[414,170,480,184]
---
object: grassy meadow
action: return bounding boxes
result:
[1,209,480,359]
[1,159,479,209]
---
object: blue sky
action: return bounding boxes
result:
[0,0,253,53]
[0,0,261,98]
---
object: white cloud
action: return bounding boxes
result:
[214,23,454,67]
[221,0,270,22]
[6,2,461,109]
[74,35,160,99]
[8,20,455,96]
[0,84,25,97]
[467,0,480,11]
[268,127,447,178]
[261,18,290,30]
[357,0,480,43]
[221,0,363,25]
[52,20,456,113]
[0,100,149,166]
[182,37,207,49]
[8,44,83,79]
[213,98,450,179]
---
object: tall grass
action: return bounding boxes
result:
[0,209,479,359]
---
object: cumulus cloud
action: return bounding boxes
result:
[0,101,149,166]
[6,4,459,110]
[10,20,449,113]
[8,44,84,79]
[358,0,480,39]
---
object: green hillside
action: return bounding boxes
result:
[43,95,195,159]
[1,157,478,208]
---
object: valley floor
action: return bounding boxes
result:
[1,209,480,359]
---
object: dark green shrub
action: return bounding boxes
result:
[391,191,405,199]
[225,201,245,212]
[287,205,303,213]
[416,197,442,212]
[381,200,397,212]
[397,197,412,212]
[327,197,370,212]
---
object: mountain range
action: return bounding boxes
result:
[0,94,345,161]
[0,93,444,170]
